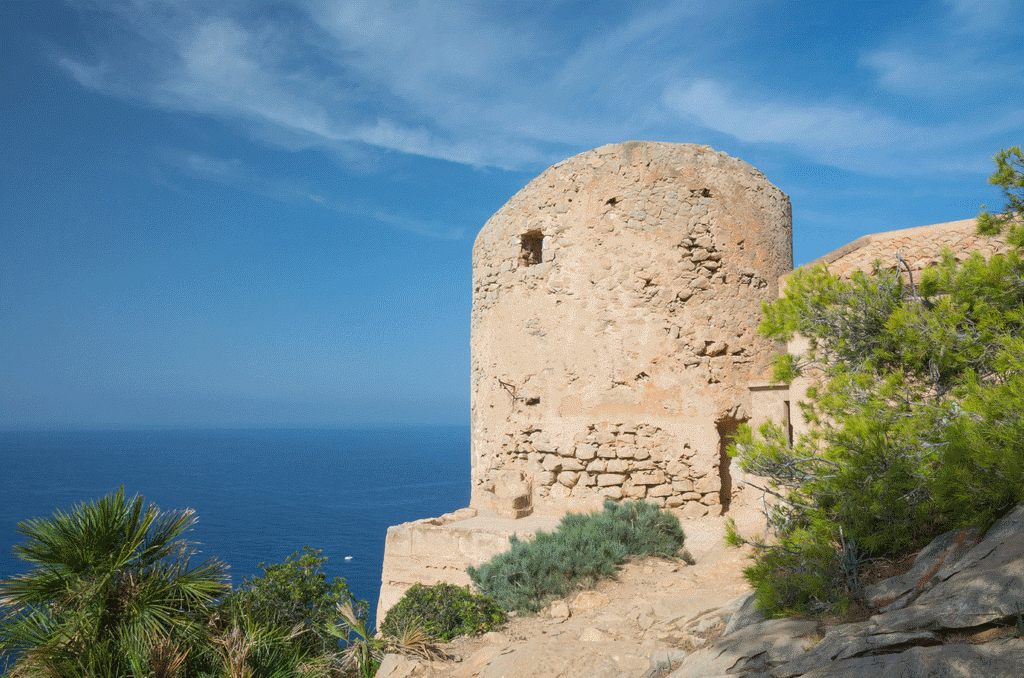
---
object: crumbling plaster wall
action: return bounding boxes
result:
[470,141,792,517]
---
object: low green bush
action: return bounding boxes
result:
[219,546,367,657]
[381,582,506,642]
[467,499,685,613]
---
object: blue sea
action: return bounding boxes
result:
[0,426,470,632]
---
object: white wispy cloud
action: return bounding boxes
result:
[859,37,1021,100]
[859,0,1023,98]
[661,78,920,171]
[942,0,1014,32]
[160,150,463,239]
[54,0,1023,179]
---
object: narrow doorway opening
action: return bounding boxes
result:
[783,400,794,446]
[717,418,744,512]
[520,230,543,266]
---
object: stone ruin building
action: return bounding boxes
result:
[470,141,792,520]
[376,142,1011,623]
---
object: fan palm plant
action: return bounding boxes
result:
[0,487,229,676]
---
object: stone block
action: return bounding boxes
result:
[622,483,647,499]
[648,483,674,497]
[681,501,708,519]
[632,471,666,486]
[695,474,721,494]
[494,471,530,499]
[666,460,689,477]
[556,471,579,487]
[597,473,625,487]
[560,457,585,471]
[494,494,532,519]
[672,479,694,492]
[586,459,606,473]
[575,443,597,460]
[600,486,623,499]
[542,455,562,472]
[549,483,571,501]
[605,458,628,473]
[536,471,556,486]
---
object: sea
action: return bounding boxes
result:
[0,426,471,633]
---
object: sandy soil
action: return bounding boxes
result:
[390,504,768,678]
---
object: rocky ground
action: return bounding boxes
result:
[376,503,1024,678]
[375,505,766,678]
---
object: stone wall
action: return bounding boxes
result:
[375,509,561,627]
[471,141,792,516]
[799,217,1013,278]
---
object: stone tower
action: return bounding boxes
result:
[470,141,792,518]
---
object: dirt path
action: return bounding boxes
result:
[378,506,766,678]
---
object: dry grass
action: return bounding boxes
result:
[384,622,453,662]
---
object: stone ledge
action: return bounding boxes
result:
[376,509,563,625]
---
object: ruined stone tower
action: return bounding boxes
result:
[470,141,792,518]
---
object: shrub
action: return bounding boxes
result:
[0,487,228,677]
[219,546,367,657]
[729,150,1024,618]
[381,583,505,642]
[467,499,685,613]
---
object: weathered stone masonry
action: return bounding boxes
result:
[378,145,1013,623]
[470,141,793,517]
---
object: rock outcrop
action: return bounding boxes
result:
[668,504,1024,678]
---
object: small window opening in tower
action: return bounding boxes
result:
[520,230,543,266]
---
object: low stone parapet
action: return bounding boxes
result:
[376,508,562,626]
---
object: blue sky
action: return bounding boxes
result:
[2,0,1022,428]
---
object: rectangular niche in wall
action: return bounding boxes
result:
[717,418,745,513]
[519,230,543,266]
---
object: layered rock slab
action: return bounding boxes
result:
[667,503,1024,678]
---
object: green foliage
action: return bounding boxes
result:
[205,608,321,678]
[0,487,229,677]
[327,601,382,678]
[220,546,367,658]
[467,500,685,613]
[742,529,847,617]
[381,583,505,643]
[0,490,367,677]
[731,150,1024,616]
[977,146,1024,246]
